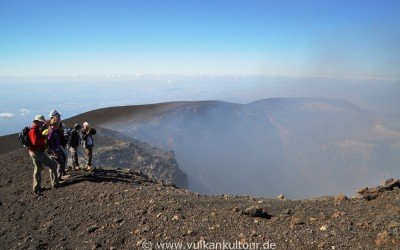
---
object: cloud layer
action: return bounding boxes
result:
[0,113,15,119]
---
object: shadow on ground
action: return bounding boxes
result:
[60,168,154,188]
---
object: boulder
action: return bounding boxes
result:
[242,206,272,219]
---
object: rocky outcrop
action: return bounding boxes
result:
[357,178,400,200]
[94,140,187,188]
[91,128,188,188]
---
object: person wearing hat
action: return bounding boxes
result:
[47,110,68,174]
[28,115,59,194]
[68,123,82,169]
[47,121,66,180]
[81,122,96,170]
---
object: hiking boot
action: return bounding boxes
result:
[52,183,61,189]
[33,188,43,195]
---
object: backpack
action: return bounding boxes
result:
[64,128,72,137]
[64,128,72,142]
[89,128,97,135]
[18,127,32,148]
[68,129,80,148]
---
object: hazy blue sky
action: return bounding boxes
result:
[0,0,399,78]
[1,1,400,136]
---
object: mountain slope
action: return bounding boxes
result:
[0,148,399,249]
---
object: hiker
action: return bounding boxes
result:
[47,121,66,180]
[58,123,69,169]
[28,115,59,194]
[68,123,82,169]
[47,110,69,169]
[81,122,96,170]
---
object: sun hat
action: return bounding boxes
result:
[49,109,61,118]
[33,115,47,123]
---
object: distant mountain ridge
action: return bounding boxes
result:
[63,97,399,198]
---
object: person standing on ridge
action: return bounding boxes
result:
[28,115,59,194]
[47,121,66,180]
[68,123,82,169]
[81,122,96,171]
[46,110,67,177]
[58,123,69,171]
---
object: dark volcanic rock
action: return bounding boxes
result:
[357,178,400,200]
[92,128,188,189]
[242,206,272,219]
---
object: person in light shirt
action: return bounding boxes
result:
[81,122,97,171]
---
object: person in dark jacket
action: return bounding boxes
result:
[47,110,69,173]
[47,121,66,180]
[28,115,59,194]
[81,122,96,170]
[68,123,81,169]
[58,123,68,169]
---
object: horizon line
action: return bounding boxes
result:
[0,73,397,82]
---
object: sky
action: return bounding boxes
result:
[0,0,399,78]
[1,0,400,135]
